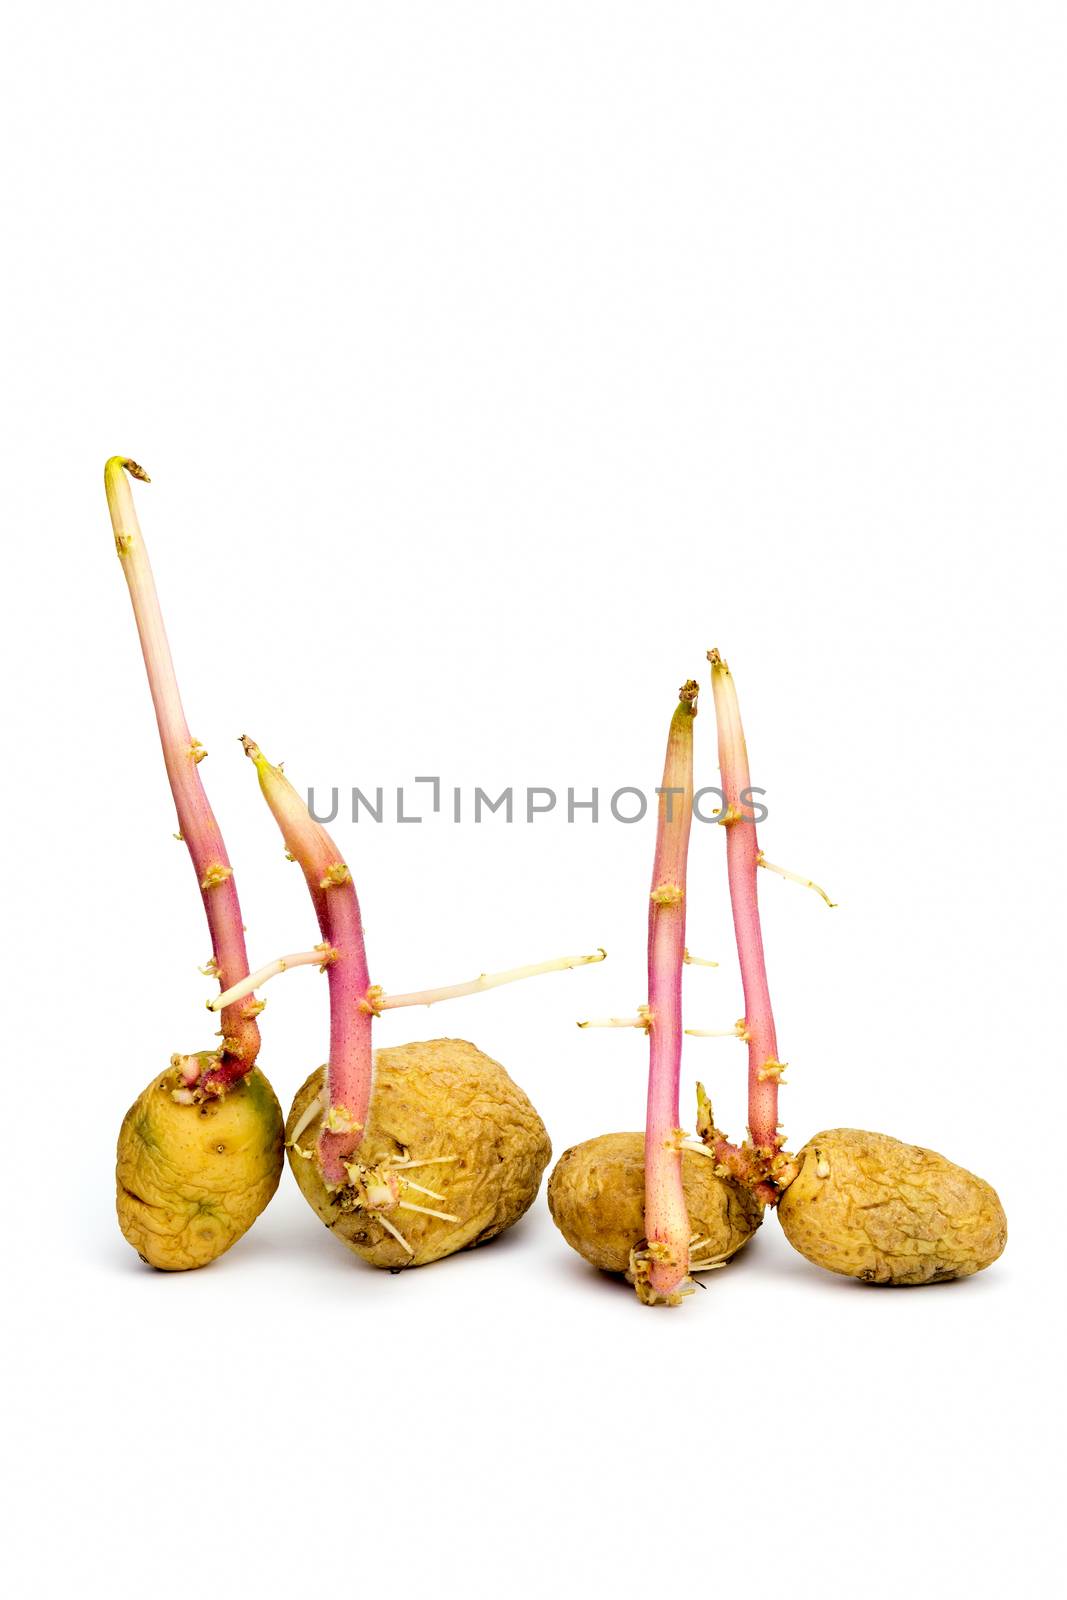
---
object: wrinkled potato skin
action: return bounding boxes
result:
[287,1039,551,1268]
[547,1131,763,1273]
[778,1128,1007,1285]
[116,1066,284,1271]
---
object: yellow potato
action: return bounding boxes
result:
[287,1038,551,1268]
[778,1128,1007,1285]
[116,1062,284,1271]
[547,1130,762,1275]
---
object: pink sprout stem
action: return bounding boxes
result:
[242,738,372,1186]
[707,650,781,1155]
[104,458,260,1086]
[644,681,698,1302]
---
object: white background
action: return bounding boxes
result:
[2,5,1063,1596]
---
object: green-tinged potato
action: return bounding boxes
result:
[116,1064,284,1271]
[778,1128,1007,1285]
[547,1131,763,1274]
[287,1038,551,1268]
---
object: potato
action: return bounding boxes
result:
[547,1130,762,1275]
[286,1038,551,1268]
[116,1062,284,1271]
[777,1128,1007,1285]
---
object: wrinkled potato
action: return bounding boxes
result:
[116,1063,284,1271]
[547,1131,763,1275]
[287,1038,551,1268]
[778,1128,1007,1285]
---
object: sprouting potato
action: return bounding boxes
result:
[548,1131,762,1276]
[286,1038,551,1268]
[117,1059,284,1271]
[106,460,284,1270]
[777,1128,1007,1285]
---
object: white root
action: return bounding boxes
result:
[286,1086,328,1149]
[397,1200,460,1224]
[375,1214,414,1256]
[288,1113,463,1235]
[378,947,607,1011]
[209,945,336,1011]
[757,851,837,908]
[685,1019,749,1040]
[390,1154,458,1170]
[578,1003,652,1031]
[399,1179,447,1202]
